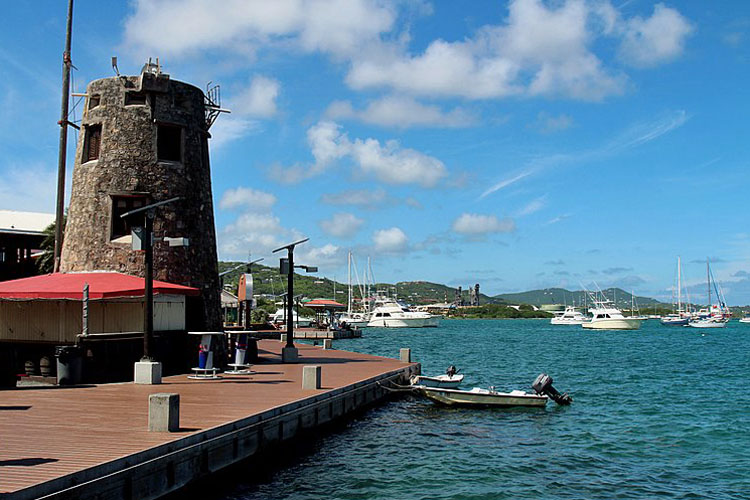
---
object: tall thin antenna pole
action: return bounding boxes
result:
[53,0,74,272]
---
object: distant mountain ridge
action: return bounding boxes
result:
[493,287,664,308]
[219,262,667,308]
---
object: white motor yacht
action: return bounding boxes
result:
[581,298,641,330]
[271,308,314,327]
[550,306,586,325]
[337,311,370,328]
[367,300,439,328]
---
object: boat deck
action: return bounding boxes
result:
[0,340,413,498]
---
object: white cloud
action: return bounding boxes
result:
[123,0,395,60]
[231,75,280,118]
[618,4,694,68]
[271,121,447,187]
[349,137,447,187]
[296,243,343,270]
[452,213,516,235]
[319,188,388,208]
[372,227,408,253]
[208,116,260,149]
[533,112,573,133]
[219,187,276,211]
[480,171,532,199]
[319,212,365,239]
[516,196,546,216]
[325,95,475,128]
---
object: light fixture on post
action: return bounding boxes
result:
[121,196,186,384]
[272,238,317,363]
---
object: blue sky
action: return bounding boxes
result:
[1,1,750,304]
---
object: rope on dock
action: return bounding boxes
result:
[376,380,418,393]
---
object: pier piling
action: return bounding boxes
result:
[148,393,180,432]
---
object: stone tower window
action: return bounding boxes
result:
[83,124,102,162]
[88,94,100,110]
[110,195,149,241]
[157,124,183,162]
[125,91,147,106]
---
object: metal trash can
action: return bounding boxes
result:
[55,345,82,385]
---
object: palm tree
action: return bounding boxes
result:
[37,215,66,274]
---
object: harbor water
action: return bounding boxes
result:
[208,319,750,499]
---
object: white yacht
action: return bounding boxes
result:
[550,306,586,325]
[581,297,641,330]
[271,308,314,327]
[337,311,370,328]
[367,300,439,328]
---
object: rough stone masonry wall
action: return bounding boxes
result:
[60,75,221,330]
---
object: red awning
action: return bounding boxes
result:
[303,299,346,309]
[0,272,200,300]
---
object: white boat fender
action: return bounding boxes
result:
[532,373,572,405]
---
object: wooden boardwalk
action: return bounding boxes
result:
[0,341,413,498]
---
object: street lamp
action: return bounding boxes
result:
[272,238,317,362]
[121,196,186,384]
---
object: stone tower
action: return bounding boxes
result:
[61,62,221,330]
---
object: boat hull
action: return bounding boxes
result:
[418,387,548,408]
[367,317,439,328]
[550,318,585,325]
[411,374,464,389]
[661,317,690,326]
[688,320,727,328]
[582,318,641,330]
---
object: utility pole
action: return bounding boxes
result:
[53,0,74,272]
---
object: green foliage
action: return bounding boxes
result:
[449,304,553,319]
[37,215,66,274]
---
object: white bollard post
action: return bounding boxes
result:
[323,339,333,349]
[302,365,322,390]
[399,348,411,363]
[148,393,179,432]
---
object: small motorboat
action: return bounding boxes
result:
[416,373,572,408]
[411,365,464,389]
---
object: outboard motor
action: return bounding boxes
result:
[446,365,459,378]
[532,373,572,405]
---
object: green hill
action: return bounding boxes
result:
[218,262,668,311]
[493,287,663,308]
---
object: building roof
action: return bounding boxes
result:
[0,272,200,300]
[303,298,346,309]
[0,210,55,235]
[221,289,239,307]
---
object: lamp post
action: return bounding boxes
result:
[121,196,184,384]
[272,238,317,363]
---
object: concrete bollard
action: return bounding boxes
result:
[148,393,179,432]
[399,348,411,363]
[302,365,321,390]
[134,361,162,385]
[323,339,333,349]
[280,334,287,343]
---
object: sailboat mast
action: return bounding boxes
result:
[347,251,352,314]
[707,258,711,313]
[677,256,682,314]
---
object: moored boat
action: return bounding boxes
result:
[416,373,572,408]
[550,305,586,325]
[367,300,439,328]
[410,373,464,389]
[581,297,641,330]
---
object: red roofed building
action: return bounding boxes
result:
[0,272,198,384]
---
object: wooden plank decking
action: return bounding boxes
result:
[0,340,413,498]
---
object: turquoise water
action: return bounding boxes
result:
[211,319,750,499]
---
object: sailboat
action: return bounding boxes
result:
[661,257,691,326]
[337,252,369,328]
[688,258,729,328]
